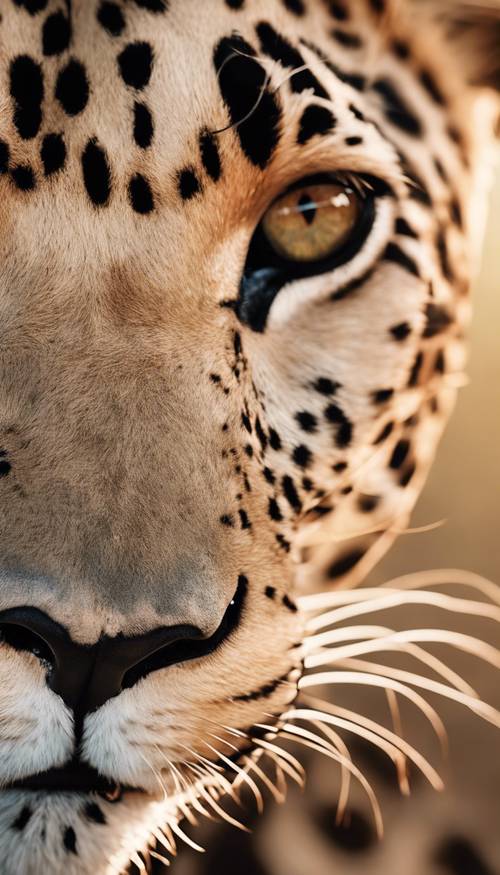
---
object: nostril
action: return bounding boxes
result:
[0,622,55,668]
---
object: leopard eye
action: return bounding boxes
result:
[261,182,360,263]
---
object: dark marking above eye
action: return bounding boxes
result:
[12,0,48,13]
[372,78,423,136]
[225,0,244,7]
[11,165,35,191]
[133,0,168,10]
[84,803,107,825]
[327,548,365,579]
[63,826,77,855]
[0,141,10,174]
[390,321,411,342]
[178,168,201,200]
[133,102,154,148]
[434,836,494,875]
[12,807,33,831]
[41,133,66,176]
[372,388,394,404]
[10,55,44,140]
[331,29,363,49]
[199,130,221,182]
[129,173,154,214]
[118,42,153,90]
[256,22,329,99]
[298,104,336,145]
[314,377,340,396]
[42,11,71,55]
[55,59,89,116]
[395,217,417,239]
[81,139,111,206]
[213,35,281,169]
[97,2,125,36]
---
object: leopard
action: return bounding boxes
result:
[0,1,498,873]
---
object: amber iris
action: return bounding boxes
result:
[261,183,360,263]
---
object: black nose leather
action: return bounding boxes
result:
[0,606,203,713]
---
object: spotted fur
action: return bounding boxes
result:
[0,1,498,873]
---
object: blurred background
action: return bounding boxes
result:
[164,170,500,875]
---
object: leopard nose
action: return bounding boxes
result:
[0,606,203,713]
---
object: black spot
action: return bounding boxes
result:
[436,230,454,283]
[358,494,380,513]
[449,197,463,229]
[423,303,452,338]
[241,413,252,433]
[372,79,422,136]
[268,428,282,451]
[434,349,446,374]
[213,35,281,169]
[389,439,410,470]
[276,533,291,552]
[265,585,276,599]
[41,133,66,176]
[256,22,328,98]
[400,462,416,487]
[220,514,234,527]
[11,165,35,191]
[282,594,298,612]
[225,0,244,7]
[239,509,251,529]
[333,461,347,473]
[244,444,253,458]
[118,42,153,90]
[12,0,47,13]
[314,377,340,396]
[372,388,394,404]
[384,242,419,278]
[55,59,89,116]
[0,141,10,174]
[84,803,107,826]
[282,475,302,512]
[324,404,352,448]
[349,102,365,120]
[345,135,363,146]
[297,104,336,145]
[133,102,153,148]
[81,139,111,207]
[419,69,445,106]
[200,130,221,182]
[178,168,201,200]
[395,217,417,238]
[63,826,77,855]
[134,0,168,10]
[97,2,125,36]
[268,498,283,521]
[373,421,394,444]
[42,11,71,56]
[296,411,317,433]
[302,477,314,491]
[255,418,268,452]
[327,549,364,579]
[434,836,494,875]
[408,351,423,387]
[293,445,312,469]
[12,807,32,831]
[317,807,375,852]
[331,29,363,49]
[129,173,154,214]
[368,0,386,11]
[9,55,44,139]
[282,0,305,15]
[326,1,349,20]
[390,321,411,341]
[263,467,275,485]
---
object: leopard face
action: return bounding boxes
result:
[0,1,497,872]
